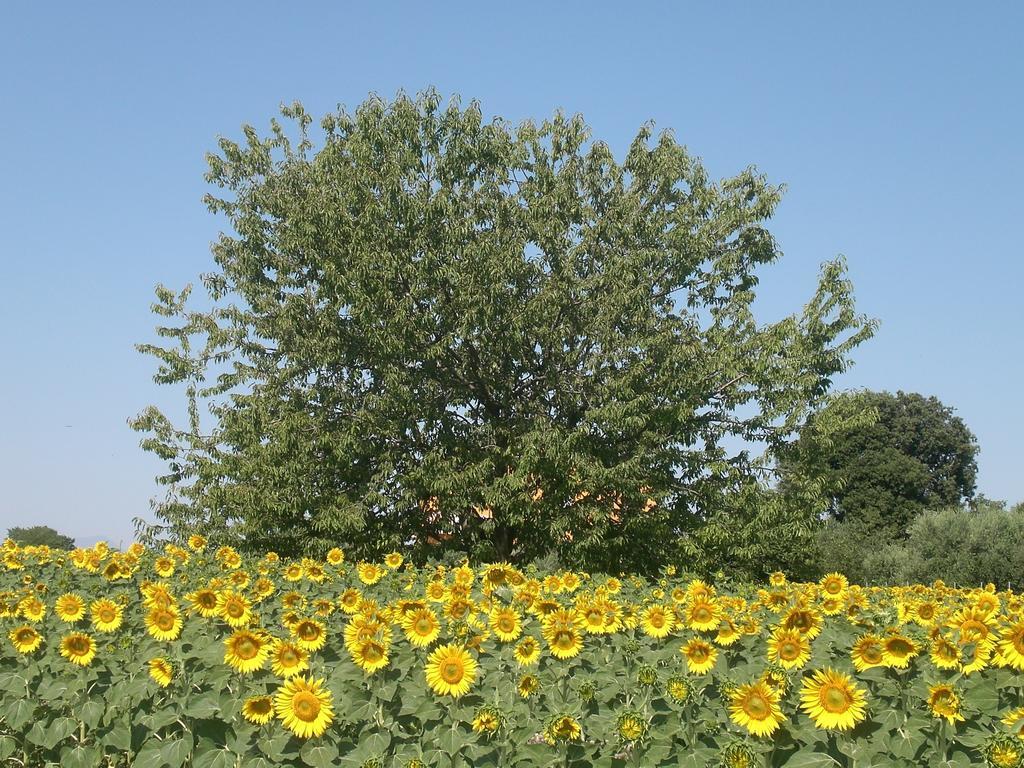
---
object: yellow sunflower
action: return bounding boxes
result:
[350,639,391,674]
[291,618,327,652]
[19,596,45,622]
[685,597,722,632]
[927,683,965,725]
[515,636,541,666]
[9,624,43,654]
[425,644,477,698]
[60,632,96,666]
[681,638,718,675]
[489,606,523,643]
[518,674,540,698]
[271,640,309,678]
[187,588,220,618]
[1002,706,1024,738]
[881,634,918,669]
[149,657,173,687]
[384,552,404,569]
[274,675,335,738]
[216,590,253,628]
[929,635,962,670]
[145,606,183,641]
[728,680,785,738]
[641,604,676,639]
[357,562,384,585]
[544,714,582,744]
[850,634,886,672]
[819,573,849,599]
[402,607,441,648]
[55,593,86,623]
[242,695,274,725]
[799,668,867,731]
[781,605,823,640]
[767,628,811,670]
[997,620,1024,671]
[224,629,270,674]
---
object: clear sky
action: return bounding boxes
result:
[1,3,1021,546]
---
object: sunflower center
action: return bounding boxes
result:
[225,601,244,618]
[441,659,464,683]
[68,637,89,655]
[744,693,770,720]
[98,606,116,621]
[497,615,515,633]
[235,637,259,659]
[363,643,384,662]
[299,624,319,640]
[887,639,912,657]
[554,631,575,649]
[156,612,175,630]
[822,685,851,713]
[780,641,800,660]
[414,617,433,635]
[16,628,35,642]
[689,645,709,663]
[861,643,883,663]
[280,648,298,666]
[692,606,710,622]
[291,691,321,722]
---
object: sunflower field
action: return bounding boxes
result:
[1,539,1023,768]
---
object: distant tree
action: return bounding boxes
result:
[131,90,875,573]
[780,390,978,538]
[7,525,75,550]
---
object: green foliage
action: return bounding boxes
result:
[815,503,1024,587]
[781,390,978,539]
[131,89,874,573]
[6,525,75,550]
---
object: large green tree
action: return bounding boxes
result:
[780,390,979,539]
[132,91,874,572]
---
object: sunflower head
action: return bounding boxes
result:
[149,657,173,687]
[799,668,868,732]
[544,714,582,744]
[636,664,658,687]
[518,674,539,698]
[59,632,96,666]
[425,644,477,698]
[616,710,648,742]
[9,624,43,654]
[719,742,759,768]
[983,735,1024,768]
[471,705,502,735]
[274,675,335,739]
[666,675,691,704]
[242,695,274,725]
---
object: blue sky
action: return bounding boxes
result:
[1,3,1021,546]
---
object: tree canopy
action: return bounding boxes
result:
[780,389,978,538]
[7,525,76,550]
[132,90,875,573]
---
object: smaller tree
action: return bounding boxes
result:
[779,390,978,538]
[7,525,76,550]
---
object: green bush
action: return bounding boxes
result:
[814,504,1024,587]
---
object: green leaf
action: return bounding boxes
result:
[60,744,102,768]
[301,741,340,767]
[80,700,105,729]
[44,716,77,749]
[162,736,193,768]
[4,698,34,730]
[193,747,238,768]
[779,752,841,768]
